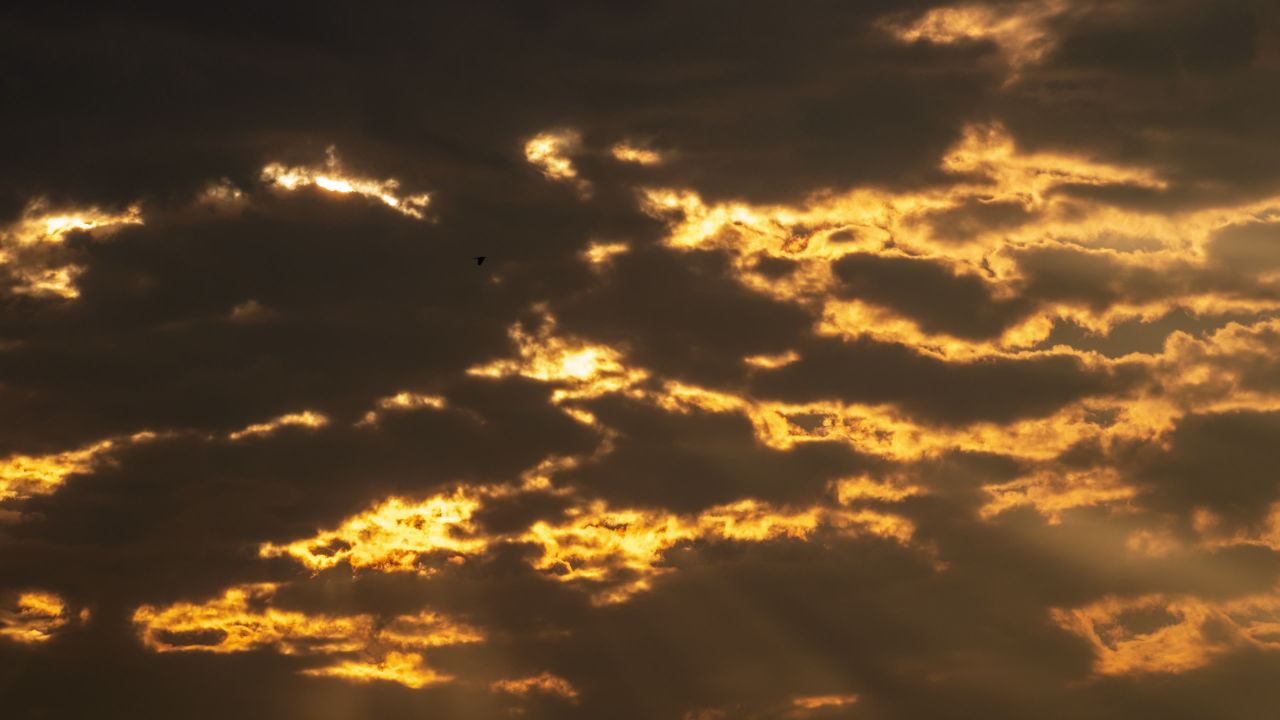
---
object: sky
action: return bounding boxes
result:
[3,1,1280,717]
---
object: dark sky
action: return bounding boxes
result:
[4,1,1280,718]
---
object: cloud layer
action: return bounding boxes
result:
[5,2,1280,718]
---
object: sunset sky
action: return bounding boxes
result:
[4,2,1280,718]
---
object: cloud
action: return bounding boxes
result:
[261,147,431,219]
[258,480,917,605]
[0,590,83,644]
[490,672,580,701]
[883,0,1069,77]
[750,336,1133,426]
[1053,586,1280,676]
[832,252,1035,340]
[133,583,483,688]
[0,201,142,299]
[525,130,587,191]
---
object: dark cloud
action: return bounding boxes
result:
[1001,0,1280,209]
[0,0,997,213]
[751,335,1137,425]
[1207,220,1280,272]
[555,246,814,386]
[561,396,880,512]
[0,376,597,609]
[1035,309,1275,357]
[1136,410,1280,531]
[920,198,1038,243]
[1012,245,1245,312]
[833,253,1034,340]
[0,174,618,452]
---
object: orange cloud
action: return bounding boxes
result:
[0,591,82,645]
[304,650,452,689]
[883,0,1069,78]
[1054,588,1280,676]
[582,240,630,268]
[0,200,143,299]
[357,391,447,426]
[0,431,160,505]
[525,129,592,195]
[637,121,1280,363]
[491,672,580,701]
[226,410,329,441]
[980,468,1136,523]
[787,693,860,717]
[468,312,650,411]
[610,141,662,166]
[259,490,489,574]
[259,482,917,604]
[133,583,482,688]
[261,146,430,219]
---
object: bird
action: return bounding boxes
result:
[475,256,486,265]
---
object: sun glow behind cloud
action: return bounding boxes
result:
[356,391,448,426]
[0,201,143,299]
[226,410,330,441]
[610,141,662,165]
[525,130,588,189]
[261,147,430,219]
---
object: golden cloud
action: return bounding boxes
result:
[525,130,591,195]
[357,391,448,427]
[882,0,1068,78]
[525,498,915,604]
[0,431,159,505]
[980,468,1136,524]
[133,583,482,688]
[303,650,452,689]
[1054,588,1280,676]
[452,303,1280,537]
[468,312,650,411]
[0,590,83,645]
[3,202,143,248]
[261,146,430,219]
[787,693,860,717]
[227,410,329,441]
[581,240,630,268]
[610,141,663,166]
[491,672,580,701]
[638,122,1280,362]
[259,490,489,574]
[260,481,917,604]
[465,315,1124,482]
[0,200,143,299]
